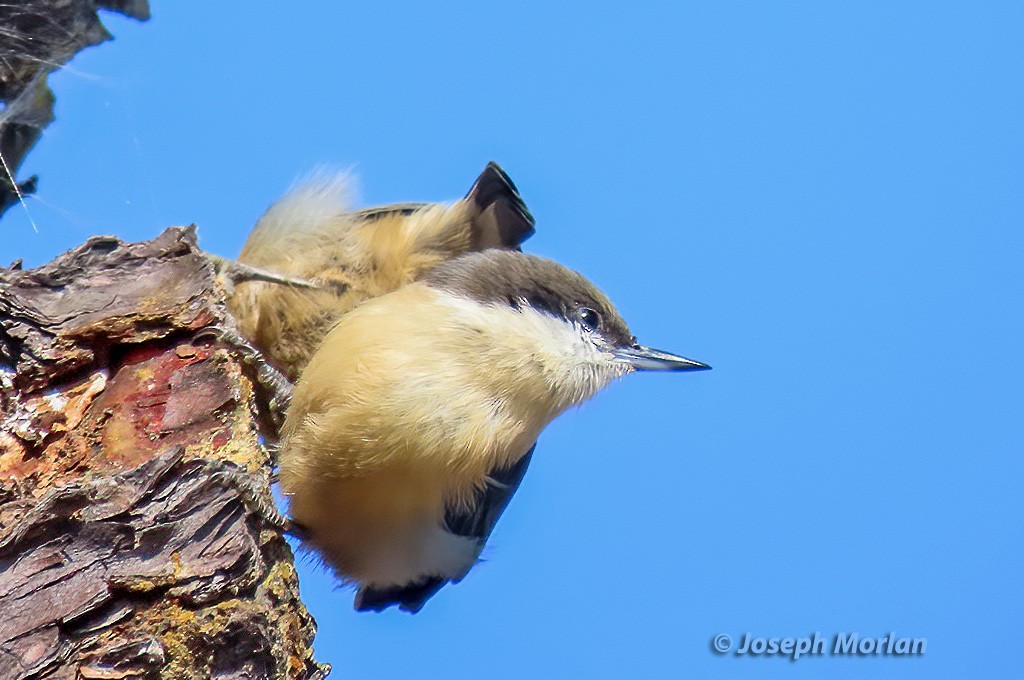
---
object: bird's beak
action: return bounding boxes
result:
[613,345,712,372]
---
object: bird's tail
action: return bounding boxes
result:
[465,161,536,250]
[354,578,448,614]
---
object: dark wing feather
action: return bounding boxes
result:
[352,202,429,221]
[354,444,537,614]
[445,443,536,539]
[465,162,536,251]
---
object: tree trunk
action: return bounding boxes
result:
[0,227,327,679]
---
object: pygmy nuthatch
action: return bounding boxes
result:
[279,244,710,612]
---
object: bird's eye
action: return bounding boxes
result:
[577,307,601,332]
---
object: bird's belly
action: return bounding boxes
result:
[288,466,479,587]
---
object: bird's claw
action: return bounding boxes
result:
[194,323,293,442]
[207,465,306,538]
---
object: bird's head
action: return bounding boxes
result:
[422,250,709,414]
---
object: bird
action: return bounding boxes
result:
[225,162,535,381]
[278,248,710,613]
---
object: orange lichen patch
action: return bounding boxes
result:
[0,369,108,479]
[0,369,107,446]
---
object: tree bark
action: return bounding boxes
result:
[0,227,327,679]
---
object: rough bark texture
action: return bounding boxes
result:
[0,227,327,679]
[0,0,150,216]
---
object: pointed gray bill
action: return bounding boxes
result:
[613,345,711,372]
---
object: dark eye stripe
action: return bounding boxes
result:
[423,250,635,347]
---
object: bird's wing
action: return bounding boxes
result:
[465,162,536,250]
[445,443,536,540]
[354,444,537,614]
[351,202,429,221]
[352,163,534,253]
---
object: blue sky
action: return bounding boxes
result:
[5,2,1022,678]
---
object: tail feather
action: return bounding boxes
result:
[466,162,536,250]
[355,578,448,614]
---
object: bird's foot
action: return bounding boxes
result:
[194,323,293,441]
[207,463,306,539]
[208,465,286,530]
